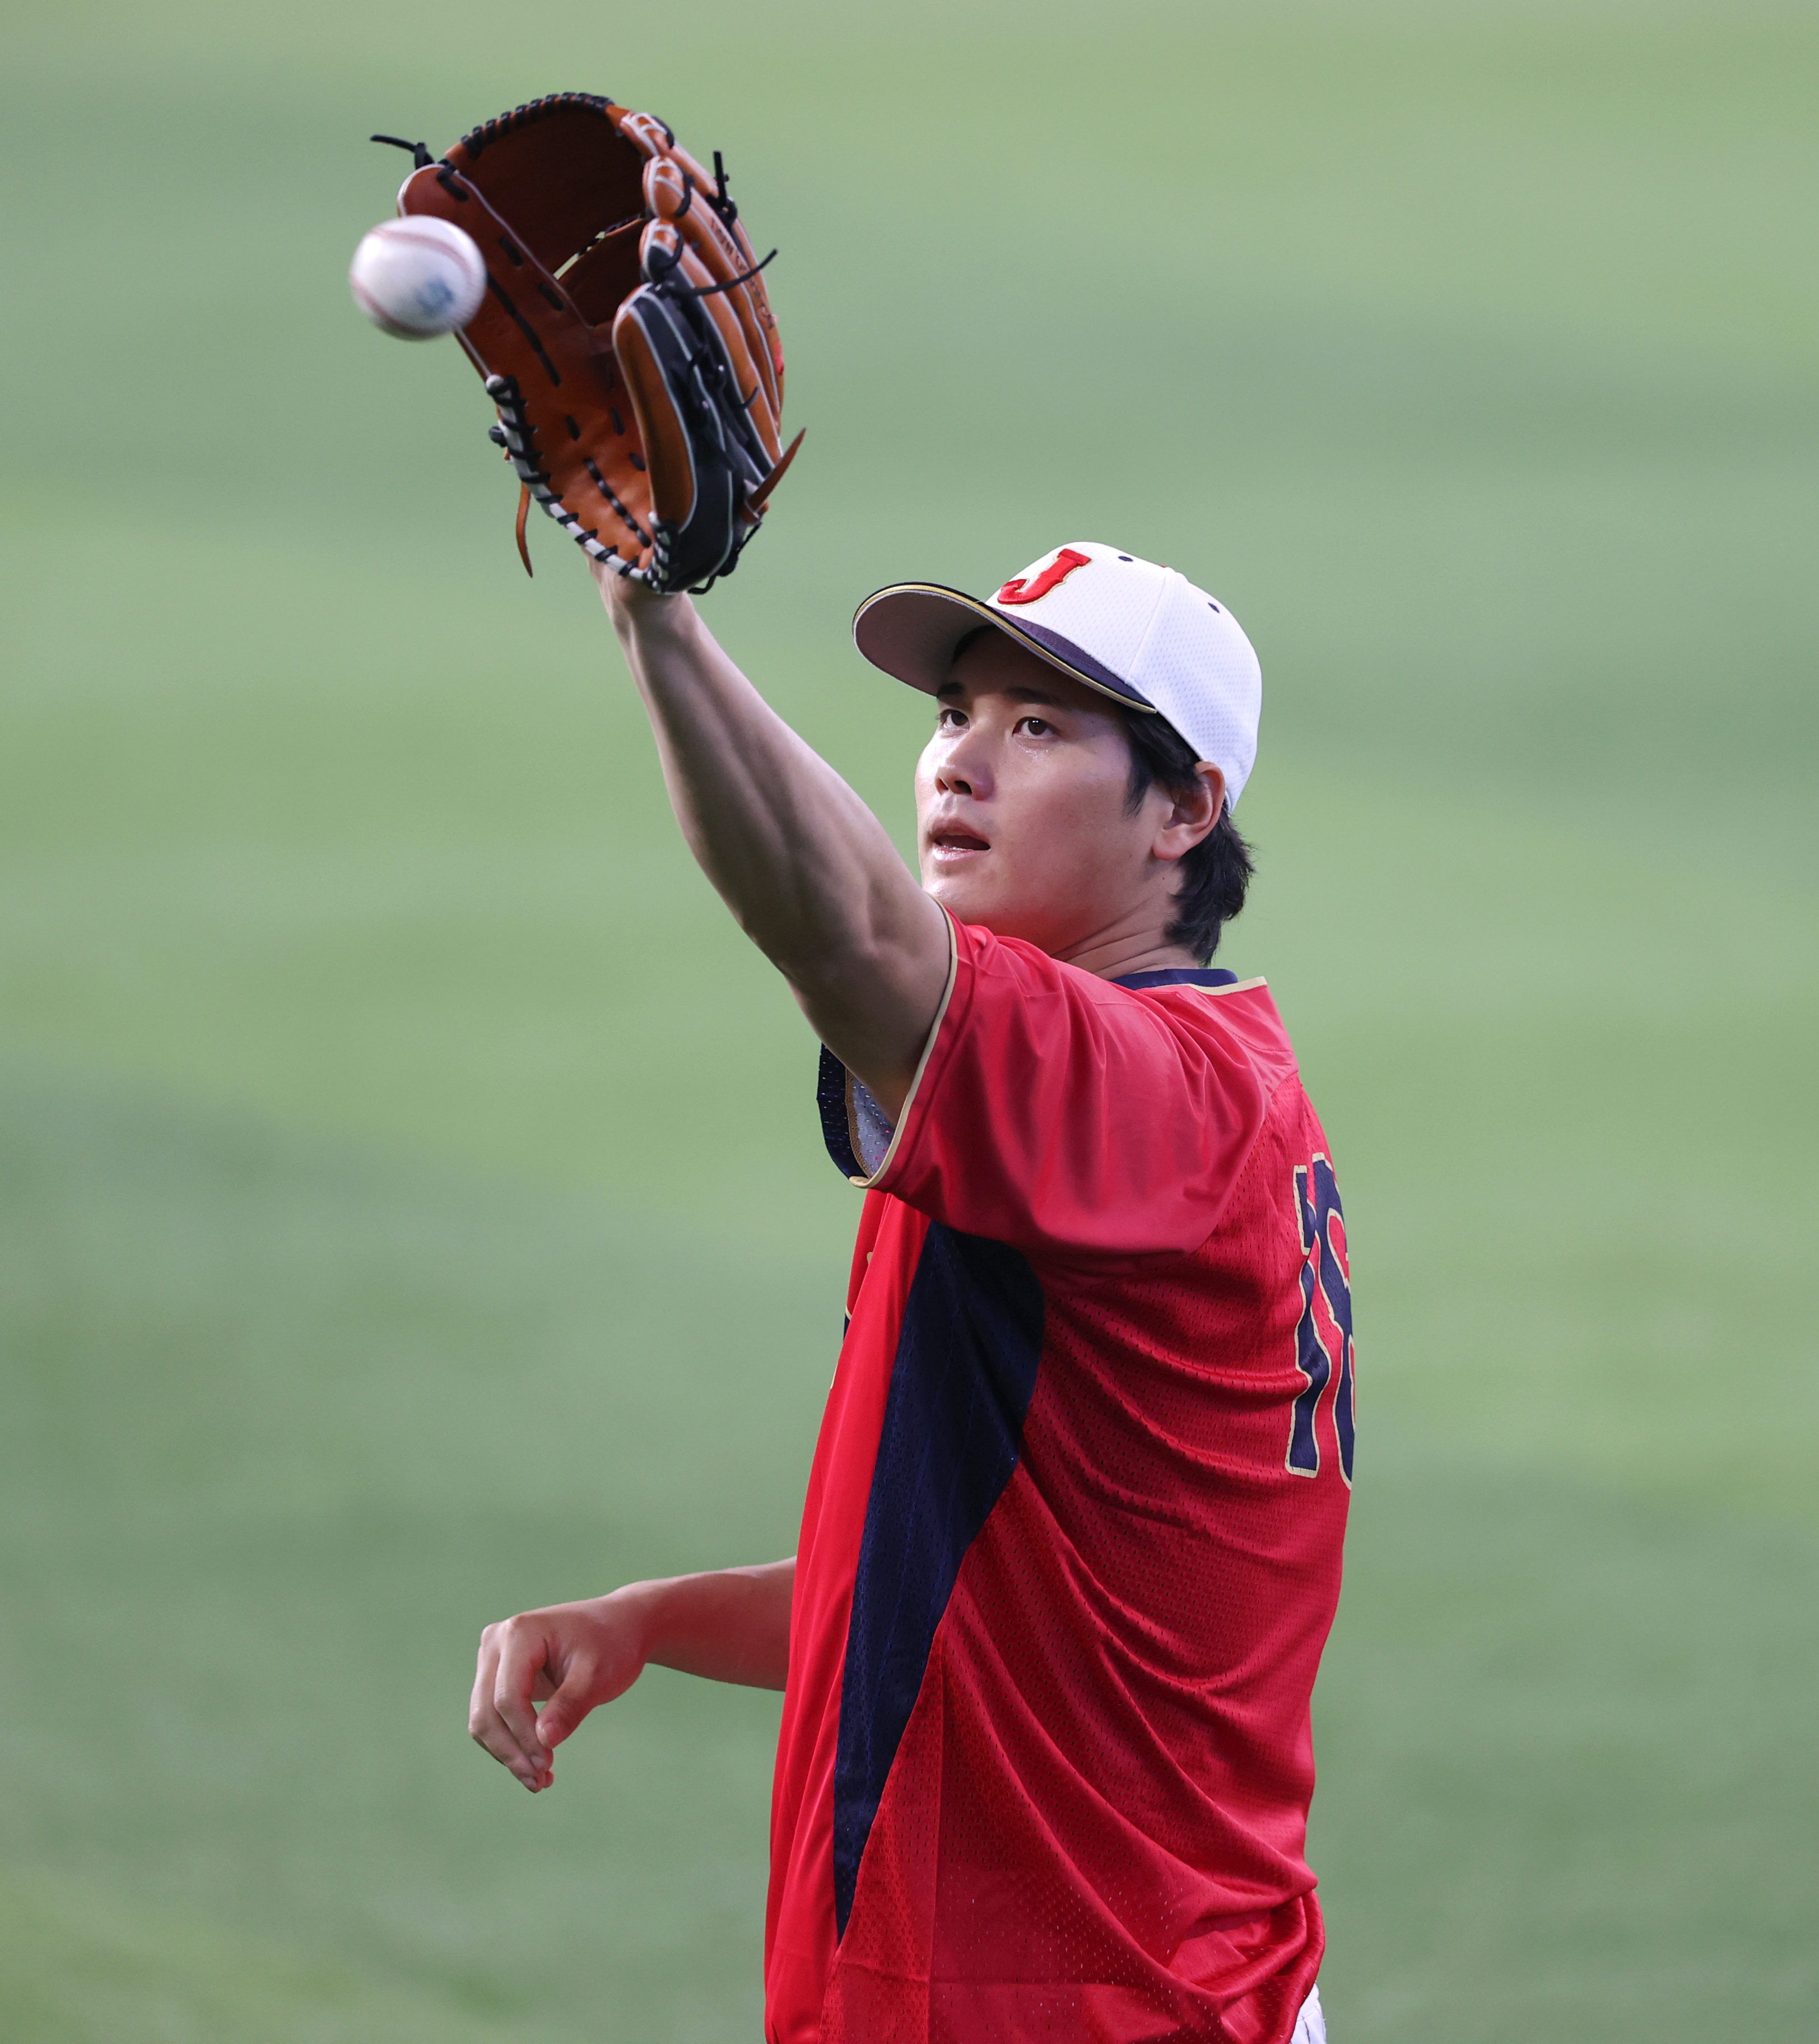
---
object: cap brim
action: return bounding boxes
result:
[852,583,1159,713]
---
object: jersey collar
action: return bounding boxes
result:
[1111,966,1239,991]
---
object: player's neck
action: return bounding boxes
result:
[1053,929,1206,982]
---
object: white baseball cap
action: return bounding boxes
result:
[853,541,1262,807]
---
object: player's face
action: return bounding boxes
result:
[915,633,1206,959]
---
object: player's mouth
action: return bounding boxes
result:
[928,828,992,861]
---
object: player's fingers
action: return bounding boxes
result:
[491,1619,557,1777]
[468,1627,501,1745]
[472,1702,545,1789]
[469,1625,547,1790]
[534,1659,606,1753]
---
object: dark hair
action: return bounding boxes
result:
[1120,709,1254,961]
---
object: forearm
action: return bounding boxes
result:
[597,573,947,1108]
[620,1557,795,1691]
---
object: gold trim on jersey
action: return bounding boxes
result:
[845,908,961,1190]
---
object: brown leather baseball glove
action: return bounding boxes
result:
[376,94,800,593]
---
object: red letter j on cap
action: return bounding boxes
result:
[996,547,1092,606]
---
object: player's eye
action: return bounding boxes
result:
[1018,716,1053,737]
[937,707,966,730]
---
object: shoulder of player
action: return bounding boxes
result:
[953,923,1299,1078]
[1113,974,1302,1086]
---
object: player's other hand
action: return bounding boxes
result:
[468,1592,648,1792]
[469,1561,793,1792]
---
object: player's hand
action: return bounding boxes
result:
[468,1591,650,1792]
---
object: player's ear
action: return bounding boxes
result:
[1152,764,1223,864]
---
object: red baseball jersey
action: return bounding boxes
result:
[766,914,1355,2044]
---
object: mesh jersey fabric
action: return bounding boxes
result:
[766,916,1356,2044]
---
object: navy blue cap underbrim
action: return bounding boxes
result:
[852,583,1158,714]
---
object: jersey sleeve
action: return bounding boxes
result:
[834,914,1274,1261]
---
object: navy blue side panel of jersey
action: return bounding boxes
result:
[818,1044,864,1179]
[1112,966,1239,990]
[831,1222,1045,1936]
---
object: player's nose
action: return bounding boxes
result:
[932,725,994,801]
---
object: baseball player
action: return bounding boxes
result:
[468,541,1355,2043]
[393,91,1354,2044]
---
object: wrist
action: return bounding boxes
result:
[597,1578,666,1667]
[610,1573,707,1669]
[593,561,696,641]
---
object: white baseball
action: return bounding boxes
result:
[349,216,487,340]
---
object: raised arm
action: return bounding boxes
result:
[471,1558,796,1792]
[595,567,949,1117]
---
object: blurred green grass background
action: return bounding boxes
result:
[2,1,1815,2037]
